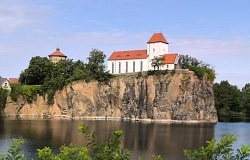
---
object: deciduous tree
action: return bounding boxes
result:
[151,55,165,70]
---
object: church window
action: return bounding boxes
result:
[133,61,135,72]
[112,62,114,73]
[140,61,143,71]
[119,62,121,73]
[126,62,128,73]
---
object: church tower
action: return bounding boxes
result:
[147,32,169,60]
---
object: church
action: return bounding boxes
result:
[107,32,180,74]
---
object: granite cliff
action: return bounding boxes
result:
[3,70,218,122]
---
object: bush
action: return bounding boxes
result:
[9,84,22,102]
[184,134,250,160]
[189,65,216,81]
[20,85,41,104]
[147,69,169,76]
[0,88,8,110]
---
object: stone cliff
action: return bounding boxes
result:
[3,70,218,122]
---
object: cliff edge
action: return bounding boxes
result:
[3,70,218,122]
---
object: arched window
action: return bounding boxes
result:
[112,62,114,73]
[133,61,135,72]
[119,62,121,73]
[140,61,143,71]
[126,62,128,73]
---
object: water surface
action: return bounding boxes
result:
[0,117,250,160]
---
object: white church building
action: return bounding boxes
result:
[107,32,180,74]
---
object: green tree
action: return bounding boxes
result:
[213,81,244,115]
[178,54,200,69]
[242,83,250,113]
[151,55,165,70]
[86,49,113,82]
[19,56,52,85]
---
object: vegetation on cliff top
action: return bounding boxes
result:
[0,88,8,110]
[178,54,216,81]
[16,49,114,104]
[1,124,250,160]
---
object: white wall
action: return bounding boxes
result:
[161,64,175,70]
[147,42,168,60]
[1,80,11,91]
[108,59,149,74]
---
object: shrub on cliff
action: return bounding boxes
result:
[179,54,216,81]
[189,65,216,81]
[0,88,8,110]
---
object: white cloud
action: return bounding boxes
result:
[0,2,52,33]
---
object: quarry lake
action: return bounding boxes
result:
[1,117,250,160]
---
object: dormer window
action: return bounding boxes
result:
[137,54,141,56]
[126,55,130,56]
[117,55,121,57]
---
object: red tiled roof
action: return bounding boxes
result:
[9,78,19,83]
[48,48,67,57]
[108,50,148,60]
[162,53,178,64]
[147,33,169,44]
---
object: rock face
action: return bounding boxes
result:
[3,70,218,122]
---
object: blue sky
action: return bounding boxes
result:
[1,0,250,88]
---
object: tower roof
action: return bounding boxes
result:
[48,48,67,57]
[147,33,169,44]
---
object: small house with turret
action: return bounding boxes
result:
[107,32,180,74]
[48,48,67,63]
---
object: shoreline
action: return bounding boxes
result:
[1,114,217,123]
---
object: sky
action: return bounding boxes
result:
[1,0,250,89]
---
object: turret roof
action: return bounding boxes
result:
[48,48,67,57]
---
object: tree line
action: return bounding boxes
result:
[213,81,250,115]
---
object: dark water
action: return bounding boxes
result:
[0,117,250,160]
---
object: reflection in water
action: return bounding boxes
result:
[219,116,250,122]
[0,119,215,160]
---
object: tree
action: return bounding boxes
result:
[213,81,244,115]
[242,83,250,113]
[178,54,200,69]
[151,55,165,70]
[19,56,52,85]
[86,49,112,81]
